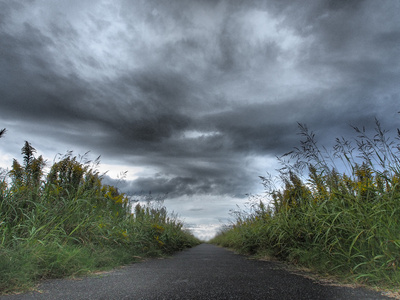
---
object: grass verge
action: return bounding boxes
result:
[0,142,200,294]
[211,119,400,290]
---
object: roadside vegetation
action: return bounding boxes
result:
[211,120,400,289]
[0,138,200,294]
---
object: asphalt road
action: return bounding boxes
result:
[1,244,392,300]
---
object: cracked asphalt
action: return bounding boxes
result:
[0,244,392,300]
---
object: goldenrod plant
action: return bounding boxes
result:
[211,119,400,288]
[0,142,200,294]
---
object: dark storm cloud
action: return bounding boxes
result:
[105,154,255,197]
[0,19,89,125]
[282,1,400,93]
[1,0,399,198]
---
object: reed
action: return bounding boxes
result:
[211,119,400,288]
[0,142,200,294]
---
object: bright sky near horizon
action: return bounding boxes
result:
[1,0,400,240]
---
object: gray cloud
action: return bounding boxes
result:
[1,0,399,202]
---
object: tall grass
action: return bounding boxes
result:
[211,120,400,288]
[0,142,200,294]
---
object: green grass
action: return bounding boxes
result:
[0,142,200,294]
[211,120,400,289]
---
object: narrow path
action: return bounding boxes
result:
[1,244,391,300]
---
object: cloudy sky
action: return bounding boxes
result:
[1,0,399,240]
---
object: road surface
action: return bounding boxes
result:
[0,244,392,300]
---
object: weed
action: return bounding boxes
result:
[0,142,200,294]
[211,119,400,288]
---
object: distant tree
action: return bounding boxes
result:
[0,128,6,138]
